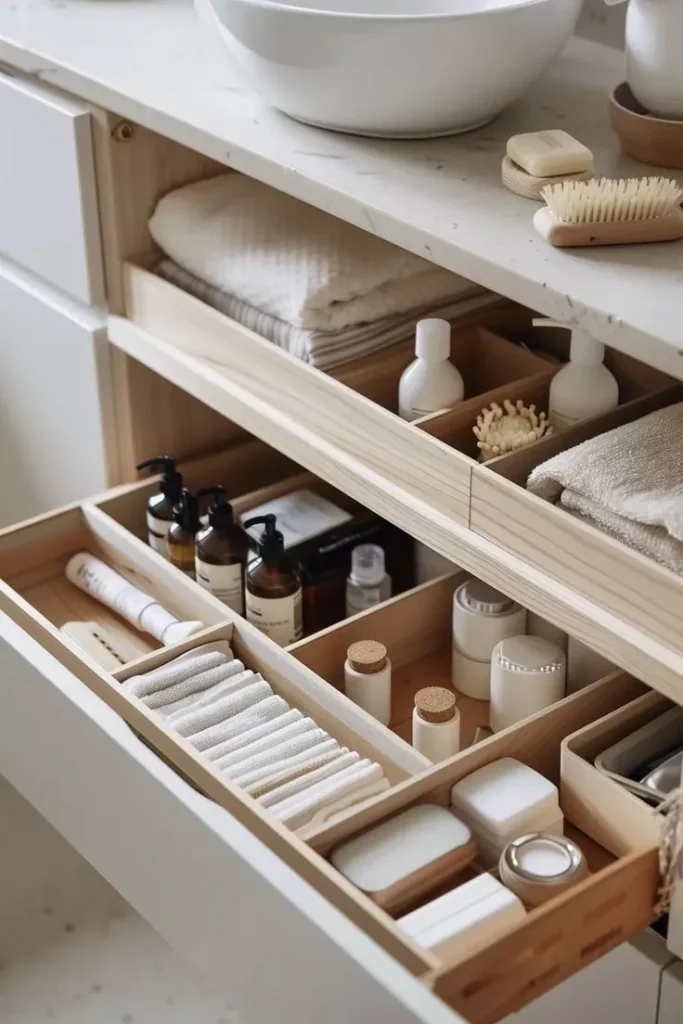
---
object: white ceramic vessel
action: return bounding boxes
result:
[623,0,683,119]
[196,0,583,138]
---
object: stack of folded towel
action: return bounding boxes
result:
[149,173,493,371]
[527,402,683,574]
[124,641,390,834]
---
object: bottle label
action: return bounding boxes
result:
[146,512,171,557]
[246,588,303,646]
[195,559,244,615]
[346,586,382,616]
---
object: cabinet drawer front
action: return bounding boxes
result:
[0,610,453,1024]
[0,261,110,525]
[0,73,103,305]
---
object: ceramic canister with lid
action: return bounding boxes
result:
[412,686,461,762]
[452,579,527,699]
[489,635,566,733]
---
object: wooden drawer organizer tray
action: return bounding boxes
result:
[0,466,662,1023]
[472,383,683,665]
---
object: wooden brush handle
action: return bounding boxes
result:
[534,206,683,247]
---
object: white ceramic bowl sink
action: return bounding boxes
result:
[195,0,583,138]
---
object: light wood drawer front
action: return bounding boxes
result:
[470,387,683,705]
[0,73,103,305]
[0,260,110,526]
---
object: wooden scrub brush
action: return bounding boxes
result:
[474,399,553,462]
[534,176,683,247]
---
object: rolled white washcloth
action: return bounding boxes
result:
[269,760,387,829]
[245,747,347,798]
[237,739,341,790]
[295,779,392,838]
[124,645,232,699]
[259,750,361,808]
[146,659,247,716]
[173,678,272,742]
[193,694,290,756]
[204,706,302,762]
[212,717,319,772]
[226,728,331,781]
[163,664,252,723]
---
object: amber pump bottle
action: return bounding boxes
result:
[243,514,303,646]
[195,486,250,614]
[136,456,183,559]
[167,488,201,578]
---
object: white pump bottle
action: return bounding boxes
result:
[534,318,619,431]
[398,318,464,422]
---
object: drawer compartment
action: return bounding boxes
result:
[470,385,683,695]
[0,72,103,304]
[113,260,551,528]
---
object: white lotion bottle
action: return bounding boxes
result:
[398,319,464,422]
[65,552,204,645]
[534,319,618,431]
[412,687,460,762]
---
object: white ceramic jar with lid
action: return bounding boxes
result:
[412,686,460,763]
[605,0,683,119]
[490,635,566,733]
[452,578,527,699]
[499,832,587,907]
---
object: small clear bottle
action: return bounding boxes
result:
[345,544,392,617]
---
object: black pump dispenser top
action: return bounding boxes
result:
[243,514,285,562]
[197,486,235,529]
[173,488,201,533]
[136,456,183,503]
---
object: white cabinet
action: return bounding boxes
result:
[659,960,683,1024]
[0,71,103,306]
[0,260,111,525]
[507,933,672,1024]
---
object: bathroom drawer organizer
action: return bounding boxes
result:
[0,433,665,1023]
[99,121,683,702]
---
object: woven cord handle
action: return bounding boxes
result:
[654,787,683,916]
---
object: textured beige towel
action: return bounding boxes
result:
[157,258,491,371]
[149,173,479,331]
[527,403,683,574]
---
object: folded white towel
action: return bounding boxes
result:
[268,760,386,829]
[158,259,492,371]
[237,739,341,789]
[259,751,361,808]
[157,660,247,718]
[245,748,347,798]
[171,673,267,737]
[165,667,254,727]
[212,717,319,772]
[198,695,291,757]
[204,706,302,763]
[295,779,392,838]
[149,174,477,334]
[124,645,232,700]
[226,728,330,781]
[527,402,683,574]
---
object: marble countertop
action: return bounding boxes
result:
[1,0,682,379]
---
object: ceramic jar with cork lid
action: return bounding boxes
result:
[412,686,461,762]
[344,640,392,726]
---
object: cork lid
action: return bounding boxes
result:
[415,687,457,724]
[347,640,387,674]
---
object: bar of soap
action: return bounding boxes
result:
[506,130,593,177]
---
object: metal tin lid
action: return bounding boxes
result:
[495,634,565,673]
[458,579,517,617]
[501,832,585,883]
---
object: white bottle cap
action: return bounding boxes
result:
[350,544,385,586]
[161,620,206,645]
[415,318,451,361]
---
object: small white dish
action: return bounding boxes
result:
[196,0,583,138]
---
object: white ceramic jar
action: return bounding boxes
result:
[608,0,683,118]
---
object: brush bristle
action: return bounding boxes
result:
[541,176,683,224]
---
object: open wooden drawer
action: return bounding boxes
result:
[0,437,664,1023]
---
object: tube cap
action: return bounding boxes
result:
[415,318,451,361]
